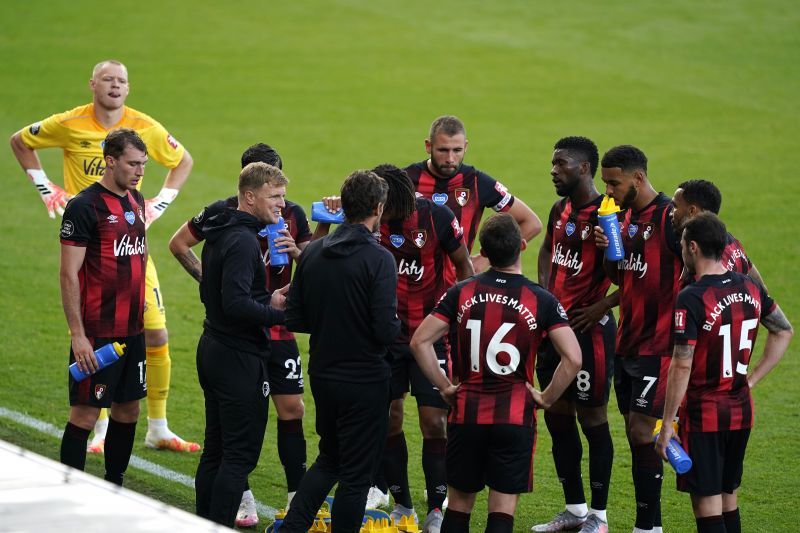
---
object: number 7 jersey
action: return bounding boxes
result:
[673,271,776,432]
[431,270,570,427]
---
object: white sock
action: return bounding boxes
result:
[633,528,653,533]
[287,491,296,509]
[148,417,169,429]
[93,417,109,437]
[652,528,663,533]
[242,489,254,501]
[589,508,607,522]
[566,503,589,518]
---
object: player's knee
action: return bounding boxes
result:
[628,417,656,446]
[145,328,168,347]
[577,405,608,429]
[109,401,140,423]
[419,407,447,438]
[69,405,101,430]
[274,396,305,419]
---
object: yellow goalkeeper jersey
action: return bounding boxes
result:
[18,103,185,195]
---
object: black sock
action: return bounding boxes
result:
[723,508,740,533]
[60,422,91,471]
[696,515,726,533]
[104,417,137,486]
[632,443,663,530]
[485,512,514,533]
[582,422,613,511]
[374,473,389,493]
[383,432,412,508]
[544,411,585,505]
[277,418,307,492]
[441,509,470,533]
[422,438,447,512]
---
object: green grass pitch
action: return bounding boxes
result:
[0,1,797,530]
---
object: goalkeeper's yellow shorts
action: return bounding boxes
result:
[143,255,167,330]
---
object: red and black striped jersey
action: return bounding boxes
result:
[380,198,463,342]
[680,232,753,288]
[60,182,147,337]
[616,193,682,356]
[673,271,775,432]
[543,195,611,312]
[406,161,514,285]
[432,271,570,427]
[188,196,312,341]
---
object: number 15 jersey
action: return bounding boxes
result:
[431,271,570,427]
[673,271,775,432]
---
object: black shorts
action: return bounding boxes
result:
[446,422,537,494]
[537,314,615,407]
[69,334,147,408]
[389,342,449,409]
[677,429,751,496]
[269,340,304,395]
[614,354,671,417]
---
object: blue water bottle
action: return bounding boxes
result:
[266,216,290,267]
[69,342,126,382]
[597,196,624,261]
[311,201,344,224]
[654,421,693,474]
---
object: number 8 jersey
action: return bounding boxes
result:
[673,271,776,432]
[431,270,570,427]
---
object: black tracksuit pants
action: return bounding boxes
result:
[282,375,390,533]
[195,333,270,527]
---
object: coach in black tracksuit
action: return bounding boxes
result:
[194,162,289,527]
[282,170,400,533]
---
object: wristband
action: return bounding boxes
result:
[26,168,49,185]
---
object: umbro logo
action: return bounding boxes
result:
[107,215,118,224]
[80,140,91,148]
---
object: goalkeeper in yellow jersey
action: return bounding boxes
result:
[10,59,199,453]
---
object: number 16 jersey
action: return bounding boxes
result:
[431,270,570,427]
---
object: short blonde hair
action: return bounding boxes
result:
[239,162,288,193]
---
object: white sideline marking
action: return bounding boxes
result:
[0,406,277,518]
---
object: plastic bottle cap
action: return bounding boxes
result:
[598,195,621,216]
[113,342,126,356]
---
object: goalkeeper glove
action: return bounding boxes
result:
[145,187,179,229]
[27,169,69,219]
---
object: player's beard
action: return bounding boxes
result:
[430,158,460,179]
[620,184,637,209]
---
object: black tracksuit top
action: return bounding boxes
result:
[199,209,285,355]
[286,222,400,383]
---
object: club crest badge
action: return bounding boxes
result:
[565,221,576,236]
[642,222,656,240]
[580,222,593,240]
[390,234,405,248]
[432,193,448,206]
[455,188,470,207]
[124,211,136,225]
[628,224,639,238]
[412,229,427,248]
[94,384,107,400]
[262,381,270,397]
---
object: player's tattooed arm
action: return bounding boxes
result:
[750,305,794,389]
[169,222,203,282]
[674,343,695,360]
[762,306,792,334]
[176,250,202,283]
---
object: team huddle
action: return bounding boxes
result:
[10,60,793,533]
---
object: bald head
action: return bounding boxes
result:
[92,60,127,80]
